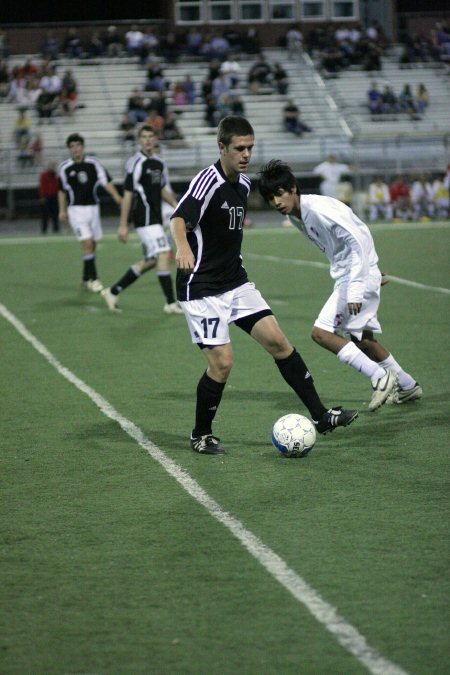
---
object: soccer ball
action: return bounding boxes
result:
[272,413,317,458]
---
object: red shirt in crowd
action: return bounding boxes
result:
[39,169,59,199]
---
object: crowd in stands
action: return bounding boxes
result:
[367,170,449,221]
[366,80,429,119]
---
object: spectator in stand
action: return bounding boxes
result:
[40,65,62,100]
[103,26,123,57]
[204,94,219,127]
[86,31,105,58]
[319,40,344,78]
[30,133,44,165]
[208,57,222,81]
[160,32,179,62]
[39,161,60,234]
[186,28,203,57]
[362,40,382,71]
[212,71,232,103]
[415,83,429,114]
[286,25,303,59]
[181,75,196,104]
[119,112,137,144]
[60,69,78,116]
[140,26,160,64]
[367,176,393,221]
[313,154,351,198]
[248,54,273,93]
[209,33,230,60]
[430,173,449,218]
[16,76,42,109]
[283,98,312,137]
[390,175,412,220]
[230,94,245,116]
[145,60,166,92]
[127,88,148,124]
[399,83,419,118]
[381,85,399,114]
[244,28,260,54]
[125,24,144,56]
[13,107,32,147]
[367,81,383,115]
[410,174,434,220]
[7,67,27,104]
[41,31,60,60]
[144,108,165,138]
[0,59,9,99]
[162,111,184,142]
[172,81,188,105]
[19,58,39,81]
[220,55,241,89]
[273,62,289,95]
[17,136,34,167]
[64,28,83,59]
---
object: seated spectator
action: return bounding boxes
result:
[125,24,144,56]
[41,31,60,60]
[30,133,44,165]
[40,65,62,100]
[273,62,289,95]
[172,81,187,105]
[362,41,382,71]
[64,28,83,59]
[367,81,383,115]
[162,111,183,141]
[186,28,203,57]
[0,59,9,99]
[367,176,393,221]
[13,107,32,147]
[143,108,165,137]
[319,41,344,78]
[119,112,137,144]
[160,32,179,62]
[283,98,313,136]
[209,33,230,60]
[390,175,412,220]
[212,72,232,102]
[381,85,399,114]
[103,26,124,57]
[244,28,260,55]
[410,174,434,220]
[248,54,273,93]
[220,55,241,89]
[145,60,165,92]
[60,69,78,116]
[230,94,245,116]
[7,67,27,104]
[399,83,419,118]
[430,173,449,218]
[19,58,39,81]
[149,89,167,117]
[36,90,59,121]
[17,136,34,167]
[204,94,219,127]
[216,92,232,120]
[86,31,105,58]
[415,83,429,113]
[181,75,196,104]
[15,77,42,109]
[140,27,160,64]
[127,88,148,123]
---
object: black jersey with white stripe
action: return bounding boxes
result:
[57,155,112,206]
[172,160,251,301]
[123,151,169,227]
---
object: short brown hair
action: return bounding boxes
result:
[138,124,156,137]
[217,115,254,147]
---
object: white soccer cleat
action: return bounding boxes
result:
[368,369,398,411]
[386,382,423,405]
[163,302,184,315]
[101,287,122,313]
[85,279,104,293]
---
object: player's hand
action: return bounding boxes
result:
[175,246,195,272]
[348,302,362,315]
[117,224,128,242]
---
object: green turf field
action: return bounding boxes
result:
[1,220,449,674]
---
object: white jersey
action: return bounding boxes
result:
[289,194,379,303]
[313,161,350,198]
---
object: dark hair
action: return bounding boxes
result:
[258,159,298,202]
[66,133,84,147]
[217,115,254,146]
[138,123,156,136]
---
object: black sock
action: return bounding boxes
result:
[82,255,97,282]
[111,267,140,295]
[157,272,176,304]
[275,348,327,420]
[193,371,226,437]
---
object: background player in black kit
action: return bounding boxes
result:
[170,116,358,455]
[101,124,181,314]
[58,133,122,292]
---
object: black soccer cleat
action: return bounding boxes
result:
[313,407,358,435]
[190,434,227,455]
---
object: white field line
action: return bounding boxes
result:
[245,253,450,295]
[0,300,408,675]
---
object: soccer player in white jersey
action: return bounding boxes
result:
[58,133,122,292]
[101,125,181,314]
[170,116,358,455]
[259,159,422,410]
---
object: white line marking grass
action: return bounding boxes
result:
[0,301,408,675]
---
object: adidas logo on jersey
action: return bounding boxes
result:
[221,201,229,209]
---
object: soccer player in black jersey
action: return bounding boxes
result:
[170,116,358,455]
[101,124,182,314]
[58,133,122,292]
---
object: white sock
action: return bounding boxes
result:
[337,342,385,382]
[378,354,416,390]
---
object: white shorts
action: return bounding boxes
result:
[137,224,171,259]
[180,282,271,346]
[68,205,102,242]
[314,268,382,341]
